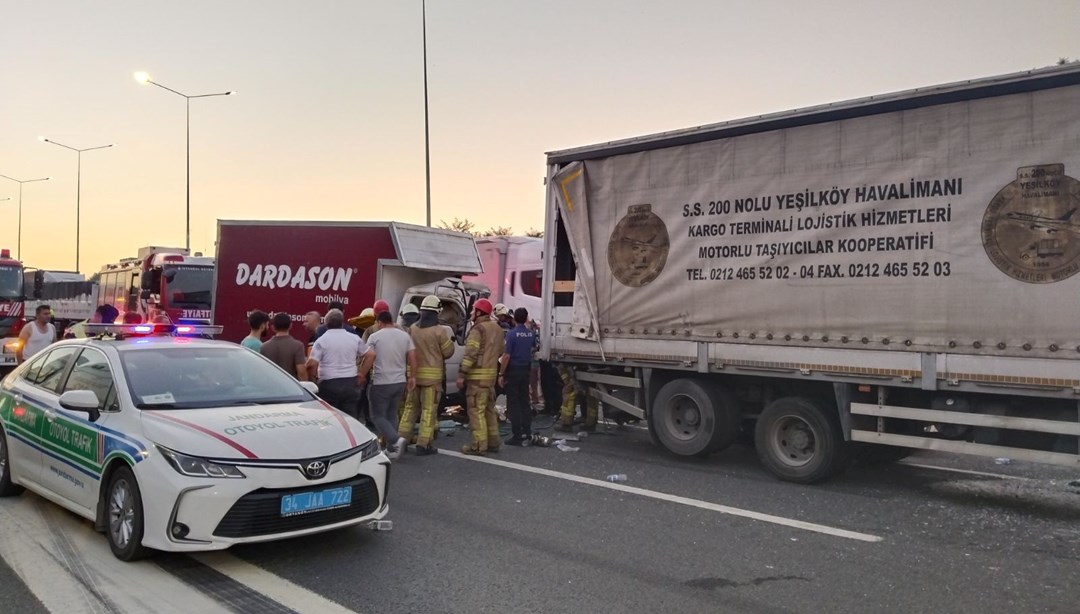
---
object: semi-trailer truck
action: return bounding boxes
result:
[541,63,1080,483]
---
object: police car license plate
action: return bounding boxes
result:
[280,486,352,517]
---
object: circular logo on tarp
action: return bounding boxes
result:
[608,204,670,287]
[981,164,1080,283]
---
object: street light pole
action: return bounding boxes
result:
[0,175,49,260]
[39,138,112,272]
[135,72,233,251]
[423,0,432,227]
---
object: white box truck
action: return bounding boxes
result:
[467,236,544,319]
[541,64,1080,483]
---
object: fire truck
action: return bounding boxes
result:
[0,249,25,368]
[96,246,215,325]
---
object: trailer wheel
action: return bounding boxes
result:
[755,397,848,484]
[649,379,739,457]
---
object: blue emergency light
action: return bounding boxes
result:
[83,323,223,338]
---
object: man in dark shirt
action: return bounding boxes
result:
[498,307,537,446]
[261,312,309,380]
[312,300,359,342]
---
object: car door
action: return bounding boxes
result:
[17,345,86,509]
[0,350,53,487]
[38,347,119,511]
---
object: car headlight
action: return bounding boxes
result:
[157,446,246,478]
[359,438,382,463]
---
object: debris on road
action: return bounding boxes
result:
[367,520,393,531]
[555,441,580,452]
[994,458,1013,465]
[605,474,628,483]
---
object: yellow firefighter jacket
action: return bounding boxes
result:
[459,315,504,386]
[410,323,454,386]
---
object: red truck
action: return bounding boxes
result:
[212,220,486,392]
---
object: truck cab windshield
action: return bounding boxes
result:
[0,266,23,301]
[163,266,213,308]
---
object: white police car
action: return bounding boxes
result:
[0,324,388,560]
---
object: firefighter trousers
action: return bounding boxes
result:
[396,386,419,442]
[466,383,500,452]
[398,384,440,448]
[558,366,598,427]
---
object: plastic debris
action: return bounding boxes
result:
[555,441,580,452]
[367,520,393,531]
[577,431,589,439]
[994,458,1013,465]
[605,474,627,483]
[531,435,553,447]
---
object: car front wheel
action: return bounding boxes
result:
[106,466,149,561]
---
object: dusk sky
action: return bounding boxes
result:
[2,0,1077,273]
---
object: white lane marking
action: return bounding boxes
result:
[440,449,882,543]
[897,461,1034,481]
[192,552,359,614]
[0,493,231,614]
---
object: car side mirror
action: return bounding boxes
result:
[59,390,101,421]
[300,381,319,396]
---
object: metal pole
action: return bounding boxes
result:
[423,0,432,227]
[76,150,81,272]
[17,183,22,260]
[186,96,191,251]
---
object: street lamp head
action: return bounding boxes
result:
[134,71,151,84]
[226,91,236,96]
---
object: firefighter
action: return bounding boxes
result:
[361,299,392,341]
[399,303,420,329]
[555,365,598,433]
[493,304,513,331]
[396,296,453,455]
[455,298,505,455]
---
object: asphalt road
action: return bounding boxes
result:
[1,418,1078,613]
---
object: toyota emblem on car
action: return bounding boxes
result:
[304,460,328,479]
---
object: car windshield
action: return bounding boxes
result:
[0,266,23,301]
[120,345,312,409]
[163,266,213,308]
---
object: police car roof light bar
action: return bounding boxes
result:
[83,323,224,338]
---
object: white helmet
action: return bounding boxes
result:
[420,295,442,311]
[400,303,420,316]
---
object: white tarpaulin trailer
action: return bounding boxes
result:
[543,64,1080,483]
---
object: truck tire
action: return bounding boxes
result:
[755,397,848,484]
[649,378,739,457]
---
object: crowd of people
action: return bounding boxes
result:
[16,294,594,460]
[237,295,591,459]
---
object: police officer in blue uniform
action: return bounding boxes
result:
[498,307,537,446]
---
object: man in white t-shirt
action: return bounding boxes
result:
[361,311,417,459]
[307,309,372,418]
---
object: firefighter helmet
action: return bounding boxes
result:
[373,299,391,315]
[493,303,510,318]
[472,298,493,315]
[400,303,419,316]
[420,295,442,311]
